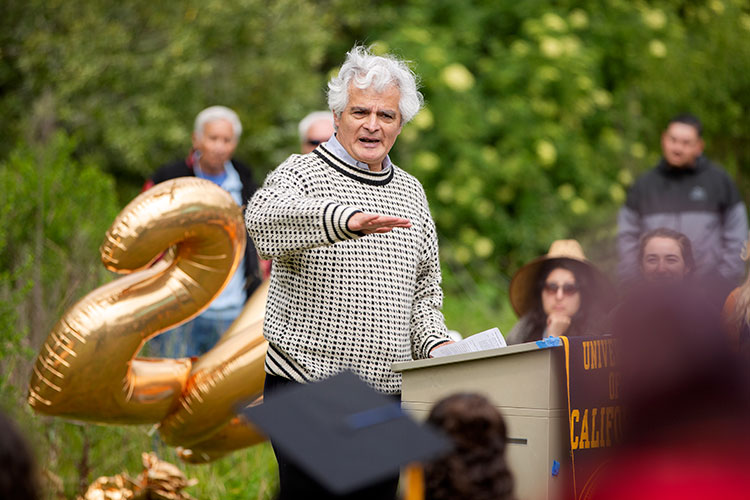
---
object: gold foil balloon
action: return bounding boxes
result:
[158,281,270,447]
[175,405,265,464]
[28,177,268,458]
[79,452,199,500]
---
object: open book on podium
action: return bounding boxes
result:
[430,327,506,358]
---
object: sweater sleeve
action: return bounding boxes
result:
[410,198,451,359]
[245,158,363,259]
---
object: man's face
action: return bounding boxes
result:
[641,236,689,282]
[192,119,238,173]
[302,117,335,154]
[333,84,403,171]
[660,122,704,168]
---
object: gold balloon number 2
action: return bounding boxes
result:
[28,178,268,462]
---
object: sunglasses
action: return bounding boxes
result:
[543,282,579,296]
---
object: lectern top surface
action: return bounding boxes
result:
[392,337,562,373]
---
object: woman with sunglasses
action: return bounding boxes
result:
[505,240,614,344]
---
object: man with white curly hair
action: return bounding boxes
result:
[247,46,452,499]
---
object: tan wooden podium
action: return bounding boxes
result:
[392,341,570,500]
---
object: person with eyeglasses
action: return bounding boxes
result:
[505,240,614,344]
[298,110,335,154]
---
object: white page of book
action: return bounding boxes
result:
[430,327,507,358]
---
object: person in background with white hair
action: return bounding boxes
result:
[298,110,335,154]
[144,105,262,358]
[246,45,452,499]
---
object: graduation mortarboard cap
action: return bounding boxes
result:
[241,371,451,495]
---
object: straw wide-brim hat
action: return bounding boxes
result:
[509,239,614,317]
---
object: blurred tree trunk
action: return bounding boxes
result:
[27,89,56,348]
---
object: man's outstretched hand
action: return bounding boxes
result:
[348,212,412,234]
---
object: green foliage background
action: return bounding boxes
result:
[2,0,750,498]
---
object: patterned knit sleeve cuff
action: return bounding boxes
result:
[323,204,364,243]
[423,336,452,359]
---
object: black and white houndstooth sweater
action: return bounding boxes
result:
[245,145,450,394]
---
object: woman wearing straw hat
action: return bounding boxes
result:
[506,240,613,345]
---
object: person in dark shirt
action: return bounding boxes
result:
[145,105,261,357]
[617,113,747,294]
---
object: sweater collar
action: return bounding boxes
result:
[314,143,395,186]
[323,133,393,173]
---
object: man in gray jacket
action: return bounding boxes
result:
[617,114,748,290]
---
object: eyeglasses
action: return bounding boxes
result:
[305,139,324,147]
[543,282,579,296]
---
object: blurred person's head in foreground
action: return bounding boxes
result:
[0,411,39,500]
[299,111,335,154]
[424,393,514,500]
[638,228,695,282]
[613,283,747,438]
[722,234,750,352]
[508,240,614,343]
[591,286,750,499]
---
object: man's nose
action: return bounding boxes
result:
[213,140,230,153]
[364,113,379,130]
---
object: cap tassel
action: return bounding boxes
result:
[403,463,424,500]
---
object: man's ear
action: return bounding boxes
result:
[333,112,341,131]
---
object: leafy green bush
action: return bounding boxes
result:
[348,0,750,314]
[1,0,335,193]
[0,132,120,353]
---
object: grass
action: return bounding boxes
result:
[173,443,278,499]
[2,372,279,500]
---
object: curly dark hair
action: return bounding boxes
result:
[424,393,514,500]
